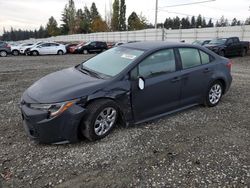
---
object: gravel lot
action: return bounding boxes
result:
[0,54,249,188]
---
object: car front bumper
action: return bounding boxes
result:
[20,102,86,144]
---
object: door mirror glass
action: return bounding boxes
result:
[138,77,145,90]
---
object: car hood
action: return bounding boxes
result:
[24,67,105,103]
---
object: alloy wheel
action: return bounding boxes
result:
[94,107,117,136]
[209,84,222,105]
[0,51,7,57]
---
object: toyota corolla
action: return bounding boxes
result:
[20,42,232,144]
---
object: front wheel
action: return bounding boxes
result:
[205,81,223,107]
[81,100,119,141]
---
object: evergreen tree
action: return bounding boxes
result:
[191,16,196,28]
[172,16,180,29]
[127,12,146,30]
[90,2,100,20]
[119,0,126,31]
[245,17,250,25]
[83,6,91,33]
[111,0,119,31]
[202,17,207,27]
[61,0,76,34]
[196,14,202,28]
[207,18,214,27]
[46,16,60,36]
[231,18,238,26]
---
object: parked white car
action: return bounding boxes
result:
[19,43,34,55]
[30,42,66,56]
[10,44,21,56]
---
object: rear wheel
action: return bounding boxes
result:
[205,81,223,107]
[81,99,119,141]
[83,50,88,54]
[0,51,7,57]
[57,50,63,55]
[241,48,247,57]
[32,51,39,56]
[12,50,19,56]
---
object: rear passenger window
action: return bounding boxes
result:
[199,50,210,64]
[179,48,201,69]
[138,49,176,78]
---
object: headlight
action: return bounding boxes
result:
[29,100,75,118]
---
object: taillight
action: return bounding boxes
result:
[226,59,233,72]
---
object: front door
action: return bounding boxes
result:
[131,48,182,122]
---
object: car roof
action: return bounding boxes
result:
[121,41,196,51]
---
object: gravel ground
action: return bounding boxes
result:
[0,54,249,188]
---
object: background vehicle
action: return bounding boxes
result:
[10,43,22,56]
[65,43,79,53]
[20,42,232,144]
[29,42,66,56]
[76,41,108,54]
[19,43,34,55]
[204,37,249,57]
[0,41,11,57]
[192,40,211,46]
[25,42,44,55]
[69,42,85,54]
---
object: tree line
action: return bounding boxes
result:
[1,0,250,41]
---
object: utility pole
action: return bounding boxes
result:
[155,0,158,29]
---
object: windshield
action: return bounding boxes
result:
[209,38,226,45]
[82,47,144,77]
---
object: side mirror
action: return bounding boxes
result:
[138,77,145,90]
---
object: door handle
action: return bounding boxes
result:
[203,68,211,73]
[171,77,181,82]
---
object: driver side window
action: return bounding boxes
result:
[138,49,176,78]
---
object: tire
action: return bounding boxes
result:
[81,99,119,141]
[32,51,39,56]
[12,50,19,56]
[219,50,225,57]
[0,51,7,57]
[83,50,88,55]
[241,48,247,57]
[205,81,223,107]
[57,50,63,55]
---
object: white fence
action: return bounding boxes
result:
[23,25,250,43]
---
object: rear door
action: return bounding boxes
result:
[131,48,182,121]
[177,47,214,106]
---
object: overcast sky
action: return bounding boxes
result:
[0,0,250,34]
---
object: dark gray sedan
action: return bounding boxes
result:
[20,42,232,144]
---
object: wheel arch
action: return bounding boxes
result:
[84,97,126,125]
[76,97,127,140]
[209,78,226,94]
